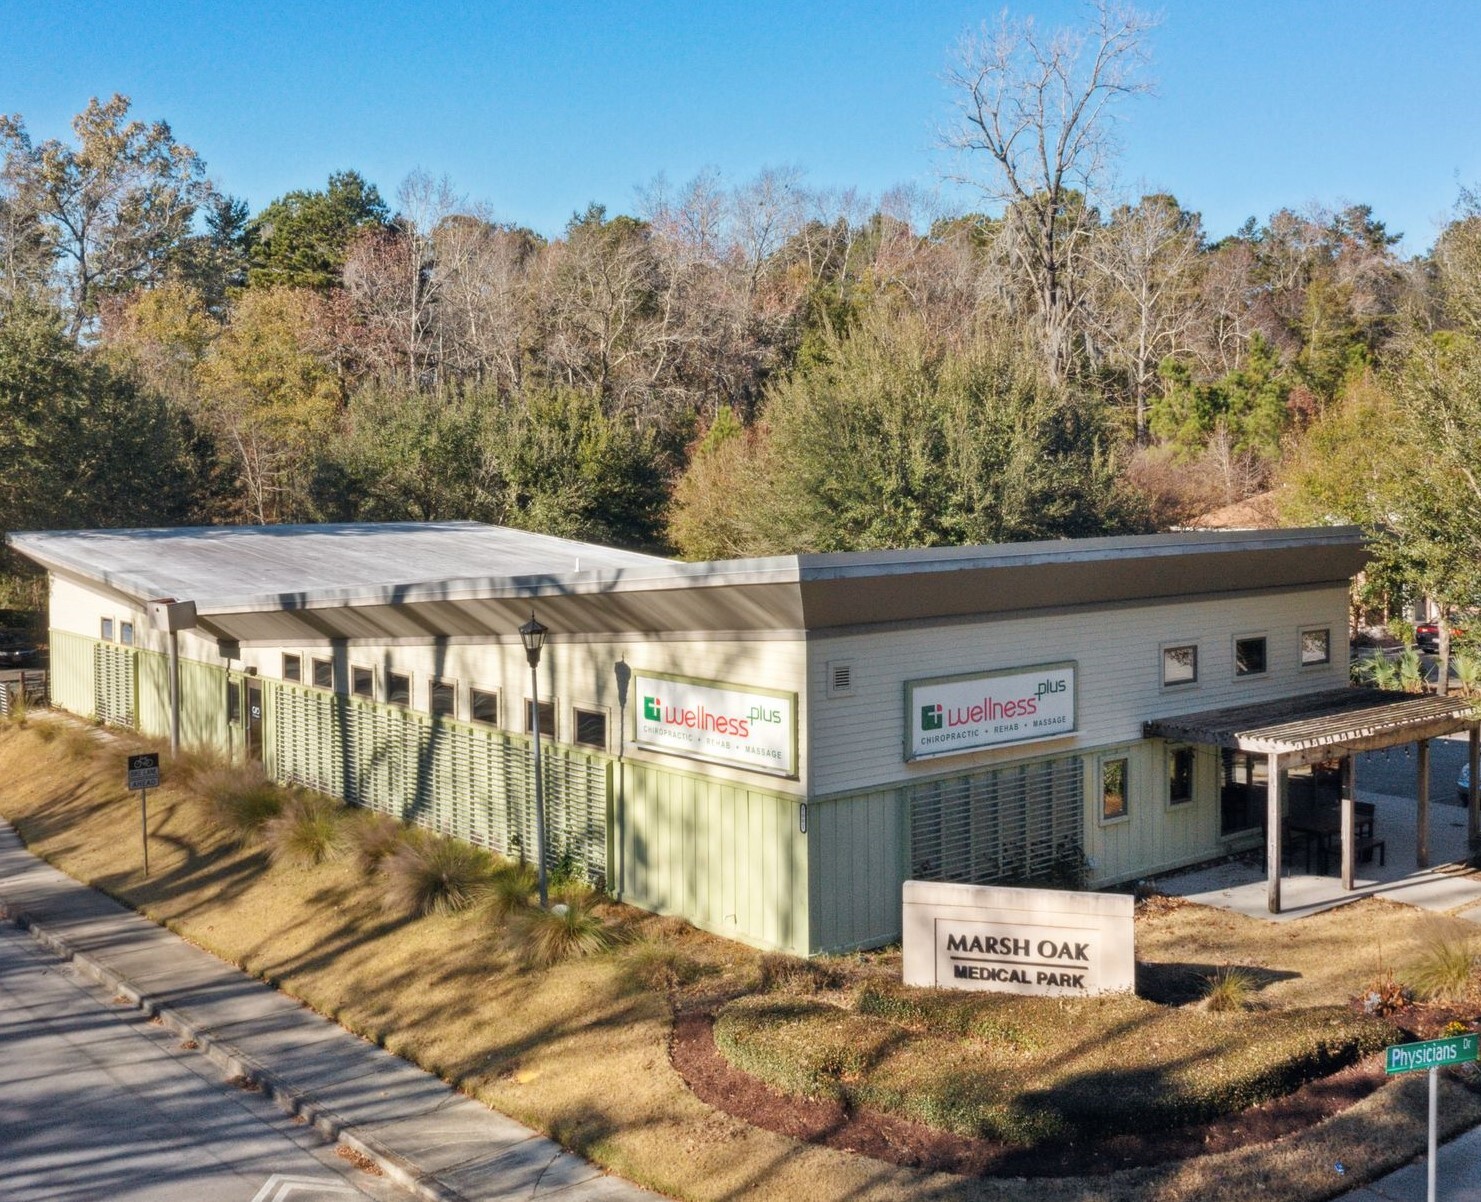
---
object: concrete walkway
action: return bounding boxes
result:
[1160,789,1481,921]
[1338,1123,1481,1201]
[0,821,657,1202]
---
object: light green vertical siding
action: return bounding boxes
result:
[136,648,233,753]
[806,789,906,954]
[48,629,96,716]
[620,762,808,955]
[1084,742,1225,885]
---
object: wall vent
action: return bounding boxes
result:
[827,660,855,698]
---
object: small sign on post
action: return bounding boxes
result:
[1384,1034,1479,1202]
[127,753,160,875]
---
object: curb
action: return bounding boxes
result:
[0,896,465,1202]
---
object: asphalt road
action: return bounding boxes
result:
[0,921,405,1202]
[1356,731,1473,807]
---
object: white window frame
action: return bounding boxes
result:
[429,677,458,720]
[572,704,610,751]
[1099,754,1131,826]
[1160,642,1199,688]
[1299,626,1332,668]
[1233,632,1269,678]
[1166,744,1196,809]
[469,686,501,727]
[350,663,375,699]
[526,696,557,740]
[386,671,412,708]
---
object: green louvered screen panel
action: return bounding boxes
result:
[267,682,608,883]
[92,643,136,728]
[909,754,1084,888]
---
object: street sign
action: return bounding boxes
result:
[1385,1033,1480,1075]
[127,753,160,791]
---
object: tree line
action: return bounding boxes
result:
[0,4,1477,634]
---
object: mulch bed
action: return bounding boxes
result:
[670,1010,1389,1177]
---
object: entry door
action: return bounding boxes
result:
[246,681,264,760]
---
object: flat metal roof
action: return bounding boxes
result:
[6,522,670,610]
[7,522,1371,639]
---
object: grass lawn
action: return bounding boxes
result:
[3,716,1481,1201]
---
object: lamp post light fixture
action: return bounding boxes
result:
[519,612,551,908]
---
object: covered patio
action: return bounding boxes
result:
[1145,688,1481,913]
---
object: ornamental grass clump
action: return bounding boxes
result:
[263,792,345,868]
[380,833,493,918]
[1202,965,1257,1012]
[196,763,283,844]
[508,892,614,967]
[1408,928,1479,1003]
[347,810,405,875]
[481,859,538,922]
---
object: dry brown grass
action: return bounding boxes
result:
[2,718,1480,1202]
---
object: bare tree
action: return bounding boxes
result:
[1086,194,1203,439]
[944,2,1155,382]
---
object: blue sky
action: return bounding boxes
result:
[4,1,1478,253]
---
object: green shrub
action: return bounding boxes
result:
[757,952,845,993]
[380,834,493,917]
[508,894,614,967]
[196,763,282,844]
[616,937,709,994]
[1202,965,1257,1012]
[713,992,1396,1144]
[264,792,345,868]
[347,810,405,875]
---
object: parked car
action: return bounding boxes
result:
[1417,619,1467,652]
[0,630,39,668]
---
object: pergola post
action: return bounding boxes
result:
[1341,755,1355,891]
[1266,750,1282,914]
[1469,726,1479,854]
[1416,738,1431,871]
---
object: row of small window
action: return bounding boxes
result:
[1161,628,1331,688]
[1100,746,1195,824]
[99,618,135,645]
[279,653,609,749]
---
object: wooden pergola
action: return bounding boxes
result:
[1145,688,1481,913]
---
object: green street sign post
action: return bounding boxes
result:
[1384,1034,1480,1202]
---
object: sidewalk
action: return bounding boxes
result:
[0,820,657,1202]
[1339,1126,1481,1201]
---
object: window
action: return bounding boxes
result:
[1162,644,1198,686]
[1300,627,1331,666]
[351,665,374,698]
[387,672,411,706]
[119,621,134,646]
[526,698,556,738]
[283,653,302,682]
[226,679,241,724]
[574,707,607,749]
[1234,636,1267,677]
[1102,757,1129,822]
[470,688,499,726]
[1168,746,1195,806]
[100,617,114,641]
[430,679,456,719]
[311,657,334,690]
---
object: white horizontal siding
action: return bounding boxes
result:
[807,585,1351,798]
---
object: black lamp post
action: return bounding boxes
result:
[519,612,550,908]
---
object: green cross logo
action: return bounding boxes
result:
[644,696,661,721]
[921,703,943,731]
